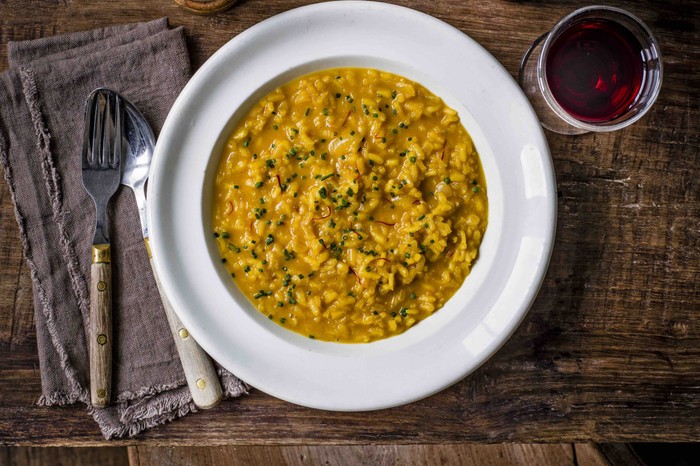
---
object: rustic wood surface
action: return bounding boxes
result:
[0,446,129,466]
[0,0,698,446]
[126,444,608,466]
[0,444,610,466]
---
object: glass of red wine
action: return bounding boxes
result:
[519,6,662,135]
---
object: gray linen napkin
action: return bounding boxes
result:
[0,18,246,439]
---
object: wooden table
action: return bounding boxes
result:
[1,0,698,446]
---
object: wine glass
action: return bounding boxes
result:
[518,5,663,135]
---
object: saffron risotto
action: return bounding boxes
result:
[212,68,488,343]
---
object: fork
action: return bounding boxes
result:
[81,88,123,408]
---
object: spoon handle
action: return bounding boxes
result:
[147,246,223,409]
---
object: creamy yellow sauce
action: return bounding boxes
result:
[212,68,487,343]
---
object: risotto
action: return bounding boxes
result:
[212,68,488,343]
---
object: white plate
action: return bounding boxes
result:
[149,1,556,411]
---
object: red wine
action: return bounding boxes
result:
[545,18,644,123]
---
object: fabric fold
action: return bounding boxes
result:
[0,18,246,439]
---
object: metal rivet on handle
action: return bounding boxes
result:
[196,378,206,390]
[97,281,107,291]
[97,388,106,398]
[97,334,107,345]
[178,328,189,339]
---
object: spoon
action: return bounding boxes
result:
[120,93,223,409]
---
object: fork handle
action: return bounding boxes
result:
[89,244,112,408]
[147,240,223,409]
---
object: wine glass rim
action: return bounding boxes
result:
[536,5,663,132]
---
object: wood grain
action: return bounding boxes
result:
[127,444,581,466]
[89,256,112,408]
[0,446,129,466]
[0,0,699,446]
[174,0,239,15]
[0,444,609,466]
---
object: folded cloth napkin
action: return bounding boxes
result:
[0,18,246,439]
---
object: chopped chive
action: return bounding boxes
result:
[444,177,451,184]
[265,234,274,245]
[305,108,310,116]
[242,139,250,147]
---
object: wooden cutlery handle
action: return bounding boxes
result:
[174,0,238,15]
[89,244,112,408]
[148,251,223,409]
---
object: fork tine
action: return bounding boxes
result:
[111,93,123,169]
[82,90,98,169]
[102,92,112,168]
[93,91,106,167]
